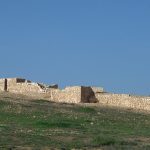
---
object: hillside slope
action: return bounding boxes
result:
[0,92,150,149]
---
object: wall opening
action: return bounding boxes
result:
[4,79,7,91]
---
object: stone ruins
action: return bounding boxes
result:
[0,77,150,111]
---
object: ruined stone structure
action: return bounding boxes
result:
[0,77,150,111]
[0,78,45,94]
[46,86,102,103]
[0,78,104,103]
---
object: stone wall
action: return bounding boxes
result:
[1,77,150,111]
[6,78,45,94]
[0,78,104,104]
[96,93,150,111]
[45,86,102,103]
[0,79,5,91]
[46,86,82,103]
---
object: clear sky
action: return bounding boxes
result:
[0,0,150,95]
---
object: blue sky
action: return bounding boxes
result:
[0,0,150,95]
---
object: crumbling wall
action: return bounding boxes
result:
[48,84,58,89]
[2,77,150,111]
[96,93,150,111]
[7,78,45,94]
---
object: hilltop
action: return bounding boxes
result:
[0,92,150,149]
[0,78,150,112]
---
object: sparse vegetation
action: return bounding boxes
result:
[0,95,150,149]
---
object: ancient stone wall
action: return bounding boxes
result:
[1,77,150,111]
[0,78,83,103]
[46,86,82,103]
[96,93,150,111]
[0,79,5,91]
[7,78,45,94]
[45,86,102,103]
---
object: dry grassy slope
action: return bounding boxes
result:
[0,92,150,149]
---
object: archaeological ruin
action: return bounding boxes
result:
[0,78,104,103]
[0,77,150,111]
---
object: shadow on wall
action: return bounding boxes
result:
[81,87,98,103]
[4,79,7,91]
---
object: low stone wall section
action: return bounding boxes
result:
[96,93,150,111]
